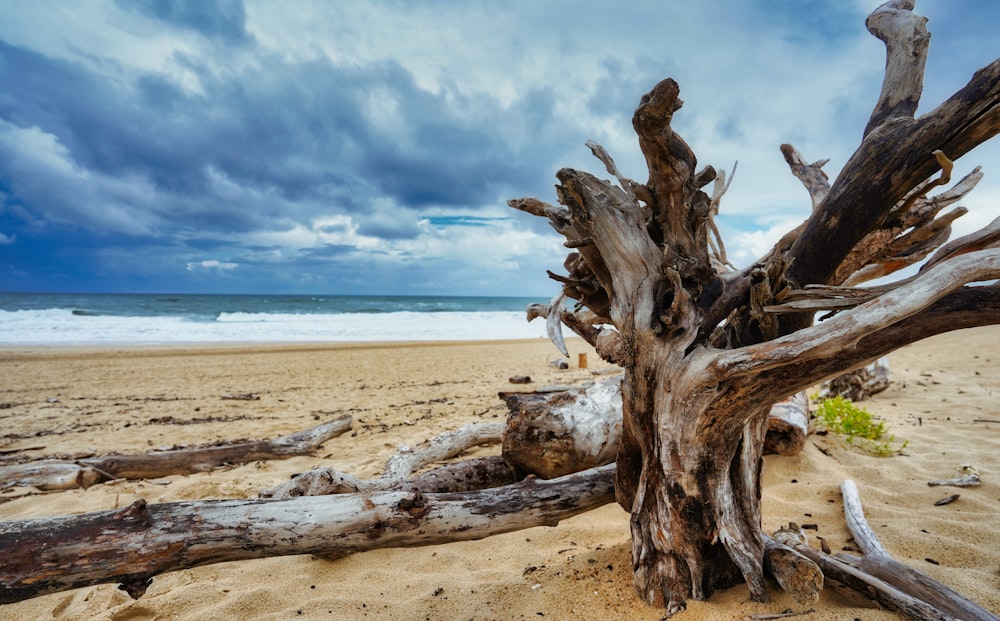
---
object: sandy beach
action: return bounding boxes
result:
[1,330,998,620]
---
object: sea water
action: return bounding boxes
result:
[0,293,550,346]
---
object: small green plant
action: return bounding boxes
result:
[814,395,907,456]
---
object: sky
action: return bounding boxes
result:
[1,1,998,297]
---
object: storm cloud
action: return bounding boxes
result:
[1,1,998,294]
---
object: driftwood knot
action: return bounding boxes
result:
[397,491,429,518]
[113,499,151,525]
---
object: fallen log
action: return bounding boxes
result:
[0,464,616,604]
[763,391,810,457]
[0,415,352,491]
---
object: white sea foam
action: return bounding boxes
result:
[0,309,548,346]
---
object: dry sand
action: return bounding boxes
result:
[1,330,998,620]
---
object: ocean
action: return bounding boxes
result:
[0,293,551,346]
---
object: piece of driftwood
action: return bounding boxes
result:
[510,0,1000,609]
[763,529,824,605]
[261,421,506,498]
[927,465,981,487]
[780,480,998,621]
[763,391,810,456]
[819,358,891,401]
[0,464,616,604]
[0,416,352,491]
[501,377,623,479]
[839,479,998,620]
[501,377,810,477]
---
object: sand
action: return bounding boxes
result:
[1,330,998,620]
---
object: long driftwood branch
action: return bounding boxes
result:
[0,416,353,491]
[0,464,616,604]
[260,421,510,498]
[838,480,999,621]
[712,249,1000,381]
[778,481,999,621]
[785,36,999,292]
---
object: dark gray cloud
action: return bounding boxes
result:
[0,39,572,237]
[1,1,997,295]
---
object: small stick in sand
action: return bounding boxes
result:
[928,465,981,487]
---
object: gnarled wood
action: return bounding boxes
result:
[510,0,1000,614]
[0,416,352,491]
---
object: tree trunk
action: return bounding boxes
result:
[0,464,615,604]
[622,366,771,612]
[501,373,808,467]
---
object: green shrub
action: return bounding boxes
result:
[813,395,906,456]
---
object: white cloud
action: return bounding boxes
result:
[187,259,238,271]
[0,120,162,235]
[0,232,15,245]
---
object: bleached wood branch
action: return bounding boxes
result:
[781,144,830,211]
[0,464,617,604]
[712,249,1000,379]
[923,215,1000,271]
[261,421,503,499]
[927,465,981,488]
[585,140,653,205]
[0,416,352,491]
[838,480,1000,621]
[707,162,737,270]
[863,0,930,138]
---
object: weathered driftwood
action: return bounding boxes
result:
[0,416,352,491]
[0,464,616,604]
[763,391,810,456]
[763,532,824,605]
[819,358,891,401]
[779,480,999,621]
[260,421,508,498]
[509,0,1000,611]
[927,465,981,488]
[500,377,623,478]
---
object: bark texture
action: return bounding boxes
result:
[510,0,1000,612]
[0,465,615,604]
